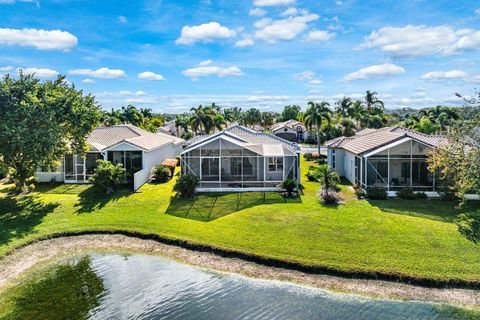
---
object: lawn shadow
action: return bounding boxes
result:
[74,186,133,214]
[166,192,302,222]
[367,198,480,223]
[456,211,480,243]
[0,194,59,245]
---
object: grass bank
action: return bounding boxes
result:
[1,158,479,286]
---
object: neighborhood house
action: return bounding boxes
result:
[271,119,310,142]
[181,125,301,191]
[36,124,184,190]
[325,127,447,194]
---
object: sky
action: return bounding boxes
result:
[0,0,479,113]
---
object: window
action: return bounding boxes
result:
[268,157,283,172]
[332,150,336,169]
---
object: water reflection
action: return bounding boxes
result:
[2,253,478,320]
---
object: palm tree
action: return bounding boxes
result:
[338,118,356,136]
[139,108,153,119]
[189,105,216,134]
[335,97,353,118]
[213,113,227,131]
[121,105,144,126]
[304,101,332,154]
[317,164,340,197]
[364,91,384,128]
[175,114,189,136]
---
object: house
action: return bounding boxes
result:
[181,125,301,192]
[325,127,447,194]
[271,120,309,142]
[158,120,181,137]
[36,124,184,190]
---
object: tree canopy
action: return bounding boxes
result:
[0,74,101,192]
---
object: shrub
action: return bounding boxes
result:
[281,178,297,197]
[303,153,313,161]
[415,191,428,199]
[366,187,388,200]
[306,169,320,182]
[397,187,416,200]
[0,160,7,179]
[318,190,343,205]
[353,185,366,199]
[173,174,199,198]
[152,165,172,183]
[161,159,178,176]
[90,160,125,194]
[438,187,460,202]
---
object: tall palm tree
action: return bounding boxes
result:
[364,91,384,128]
[213,114,227,131]
[335,97,353,118]
[189,105,216,134]
[338,117,356,136]
[139,108,153,119]
[175,114,189,137]
[304,101,332,154]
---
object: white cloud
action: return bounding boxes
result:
[360,25,480,57]
[293,70,315,81]
[280,7,297,16]
[253,0,295,6]
[344,63,405,81]
[309,79,322,84]
[0,66,14,72]
[68,67,126,79]
[18,67,59,78]
[421,70,468,80]
[182,61,244,79]
[175,22,236,45]
[255,12,319,43]
[306,30,335,42]
[82,78,95,83]
[199,59,213,66]
[254,18,272,29]
[234,38,254,47]
[138,71,165,81]
[249,8,266,17]
[336,1,343,5]
[118,16,128,23]
[0,28,77,51]
[0,0,38,5]
[476,8,480,15]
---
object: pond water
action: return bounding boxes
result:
[1,253,477,320]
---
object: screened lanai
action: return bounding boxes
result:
[181,136,300,191]
[363,138,436,191]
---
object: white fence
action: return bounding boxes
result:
[133,168,150,191]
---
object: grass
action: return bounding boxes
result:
[0,158,480,284]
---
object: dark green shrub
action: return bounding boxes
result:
[173,174,199,198]
[306,169,320,182]
[303,153,313,161]
[397,187,416,200]
[353,185,366,199]
[281,178,297,197]
[438,187,460,202]
[152,165,172,183]
[415,192,428,199]
[366,187,388,200]
[0,160,7,179]
[90,160,125,194]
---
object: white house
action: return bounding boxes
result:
[181,125,300,192]
[325,127,447,194]
[36,124,184,190]
[271,120,310,142]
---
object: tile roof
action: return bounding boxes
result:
[325,126,447,155]
[183,124,300,156]
[271,119,306,132]
[87,124,184,152]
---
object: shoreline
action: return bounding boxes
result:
[0,234,479,309]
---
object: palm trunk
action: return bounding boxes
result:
[316,129,321,155]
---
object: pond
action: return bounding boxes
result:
[1,253,477,320]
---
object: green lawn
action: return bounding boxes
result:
[1,158,479,284]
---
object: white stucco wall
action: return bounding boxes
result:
[343,151,356,185]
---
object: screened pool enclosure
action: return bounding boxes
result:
[360,139,436,191]
[181,136,300,191]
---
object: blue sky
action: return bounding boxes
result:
[1,0,479,112]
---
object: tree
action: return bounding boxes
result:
[413,116,440,134]
[213,113,227,131]
[189,105,215,134]
[364,91,384,128]
[242,108,262,127]
[121,105,144,126]
[281,105,301,121]
[261,111,276,128]
[304,101,332,154]
[0,74,101,192]
[90,160,125,194]
[223,107,242,123]
[338,118,356,136]
[139,108,153,119]
[316,164,339,197]
[335,97,353,117]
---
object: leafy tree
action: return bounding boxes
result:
[0,74,101,192]
[428,92,480,206]
[242,108,262,127]
[90,160,125,194]
[304,101,332,154]
[413,116,440,134]
[281,105,301,121]
[261,111,276,128]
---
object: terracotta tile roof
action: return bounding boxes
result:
[87,124,184,152]
[271,119,306,132]
[326,126,447,155]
